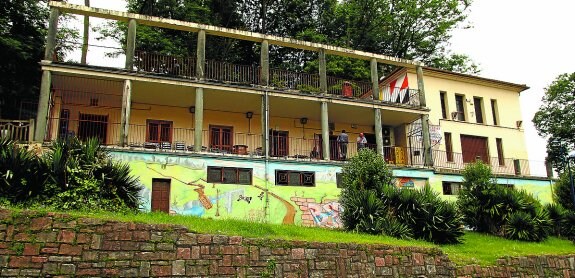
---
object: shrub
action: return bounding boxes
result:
[504,209,552,242]
[458,161,552,242]
[554,172,575,211]
[340,148,463,244]
[0,138,46,203]
[0,137,142,212]
[544,203,567,237]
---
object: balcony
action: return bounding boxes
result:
[53,46,422,109]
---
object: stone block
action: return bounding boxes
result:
[59,244,83,256]
[151,265,171,277]
[57,230,76,243]
[172,260,186,276]
[23,243,40,256]
[176,247,191,259]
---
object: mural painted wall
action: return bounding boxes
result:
[110,151,554,228]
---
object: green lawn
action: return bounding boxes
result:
[5,208,575,266]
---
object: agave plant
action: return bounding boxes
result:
[0,138,46,203]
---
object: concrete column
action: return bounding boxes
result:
[44,8,60,61]
[34,71,52,142]
[260,40,269,86]
[119,80,132,146]
[370,58,380,100]
[196,30,206,80]
[319,49,327,94]
[416,66,432,166]
[80,0,90,64]
[125,19,137,70]
[421,114,433,166]
[261,93,269,156]
[321,101,330,160]
[194,88,204,152]
[374,108,384,156]
[416,66,427,107]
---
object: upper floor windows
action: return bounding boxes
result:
[473,97,484,124]
[491,99,499,126]
[454,94,466,121]
[440,91,448,119]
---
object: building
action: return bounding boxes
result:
[31,2,553,228]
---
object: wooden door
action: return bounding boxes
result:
[269,130,289,157]
[151,179,171,213]
[210,125,233,152]
[460,135,489,163]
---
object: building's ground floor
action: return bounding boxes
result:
[111,150,554,229]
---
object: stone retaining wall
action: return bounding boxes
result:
[0,209,573,277]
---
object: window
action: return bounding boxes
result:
[496,138,505,166]
[491,99,499,125]
[442,182,462,195]
[455,95,465,121]
[147,120,172,143]
[444,132,453,162]
[210,125,233,153]
[89,97,99,106]
[207,166,252,185]
[473,97,484,124]
[270,130,289,157]
[275,170,315,186]
[440,91,448,119]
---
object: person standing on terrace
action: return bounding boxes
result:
[337,130,349,160]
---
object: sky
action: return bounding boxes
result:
[66,0,575,167]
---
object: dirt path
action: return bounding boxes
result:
[254,185,296,224]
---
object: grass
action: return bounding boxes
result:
[4,207,575,266]
[441,232,575,266]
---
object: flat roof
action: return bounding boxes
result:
[49,1,423,68]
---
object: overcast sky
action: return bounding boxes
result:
[67,0,575,166]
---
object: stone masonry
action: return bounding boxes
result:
[0,209,574,277]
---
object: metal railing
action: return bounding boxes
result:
[205,60,260,85]
[0,119,35,143]
[381,87,421,107]
[134,51,197,79]
[432,149,549,177]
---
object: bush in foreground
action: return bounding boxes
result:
[0,137,142,211]
[458,161,552,242]
[340,149,464,244]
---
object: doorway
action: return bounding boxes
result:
[77,113,108,144]
[460,135,489,163]
[270,130,289,157]
[151,179,171,213]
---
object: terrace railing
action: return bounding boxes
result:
[432,149,548,177]
[0,119,35,143]
[128,51,424,108]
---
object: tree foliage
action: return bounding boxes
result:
[101,0,478,79]
[533,72,575,172]
[0,0,78,119]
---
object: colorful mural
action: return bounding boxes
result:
[110,151,554,227]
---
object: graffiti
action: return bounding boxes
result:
[237,195,252,204]
[109,151,553,228]
[291,197,343,228]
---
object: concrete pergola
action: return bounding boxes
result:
[36,1,433,166]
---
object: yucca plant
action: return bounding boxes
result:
[0,138,46,203]
[543,203,567,237]
[504,209,551,242]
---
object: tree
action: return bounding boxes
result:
[533,72,575,172]
[429,53,480,75]
[0,0,78,119]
